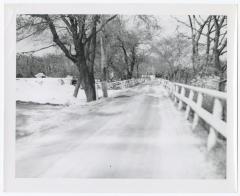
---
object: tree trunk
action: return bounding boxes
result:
[39,14,117,102]
[213,42,221,79]
[192,44,197,74]
[218,71,225,92]
[73,75,81,97]
[84,77,96,102]
[212,16,227,91]
[80,16,98,102]
[102,67,108,97]
[188,16,196,74]
[184,71,189,84]
[136,64,139,78]
[129,47,136,79]
[130,63,134,78]
[83,71,96,102]
[77,58,96,102]
[205,22,211,68]
[213,16,221,72]
[127,70,132,79]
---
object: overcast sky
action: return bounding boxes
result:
[16,15,194,56]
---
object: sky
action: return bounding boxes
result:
[17,15,191,56]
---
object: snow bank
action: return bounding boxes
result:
[16,78,122,105]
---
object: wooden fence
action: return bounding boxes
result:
[95,78,145,90]
[160,79,227,150]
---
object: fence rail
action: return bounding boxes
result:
[159,78,227,151]
[95,78,145,90]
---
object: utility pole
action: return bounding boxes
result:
[100,32,108,97]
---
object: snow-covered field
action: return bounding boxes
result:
[16,78,123,105]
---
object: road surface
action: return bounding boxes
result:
[16,81,226,178]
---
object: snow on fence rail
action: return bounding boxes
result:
[159,78,227,150]
[95,78,145,90]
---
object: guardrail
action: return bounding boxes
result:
[159,78,227,151]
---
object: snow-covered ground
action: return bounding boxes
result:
[16,78,123,105]
[16,82,226,178]
[16,78,130,138]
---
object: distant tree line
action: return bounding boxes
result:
[16,53,78,78]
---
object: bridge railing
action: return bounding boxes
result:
[159,78,227,150]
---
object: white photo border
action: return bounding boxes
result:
[4,3,238,193]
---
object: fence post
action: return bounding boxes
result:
[130,79,133,86]
[207,98,223,151]
[192,92,203,129]
[185,90,194,119]
[174,85,178,104]
[95,83,99,99]
[178,87,185,110]
[169,82,174,98]
[172,83,175,99]
[122,80,126,89]
[165,81,168,93]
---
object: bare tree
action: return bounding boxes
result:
[187,15,209,73]
[21,14,117,101]
[205,17,214,64]
[212,16,227,91]
[174,16,210,73]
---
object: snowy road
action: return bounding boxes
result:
[16,81,225,178]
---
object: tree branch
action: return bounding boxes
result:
[173,16,214,41]
[33,14,77,62]
[85,15,117,44]
[219,39,227,54]
[195,16,210,43]
[219,30,227,46]
[19,44,57,55]
[17,21,47,31]
[17,25,48,42]
[220,50,227,55]
[188,15,194,36]
[60,15,73,32]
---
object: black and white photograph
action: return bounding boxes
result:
[15,12,230,179]
[2,2,238,192]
